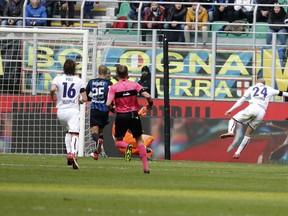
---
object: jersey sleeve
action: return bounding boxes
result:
[268,86,280,97]
[107,85,115,101]
[136,82,144,93]
[79,80,86,93]
[52,76,58,86]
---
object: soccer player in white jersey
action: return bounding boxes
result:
[220,78,288,159]
[50,59,87,169]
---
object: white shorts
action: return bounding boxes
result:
[57,108,80,133]
[233,104,266,130]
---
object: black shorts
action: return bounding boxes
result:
[90,109,109,129]
[115,111,143,139]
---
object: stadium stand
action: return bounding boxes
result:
[5,0,284,47]
[108,2,131,34]
[50,0,117,28]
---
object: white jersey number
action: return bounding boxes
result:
[92,86,105,99]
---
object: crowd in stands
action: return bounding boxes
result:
[0,0,287,45]
[124,0,288,45]
[0,0,100,27]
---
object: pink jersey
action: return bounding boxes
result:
[107,79,143,113]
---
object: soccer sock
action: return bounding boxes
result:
[71,135,79,155]
[138,144,149,170]
[101,144,105,152]
[144,136,154,147]
[235,136,251,155]
[99,135,105,151]
[116,141,128,149]
[65,133,72,153]
[228,119,236,134]
[92,133,99,143]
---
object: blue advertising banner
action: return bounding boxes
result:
[1,41,288,100]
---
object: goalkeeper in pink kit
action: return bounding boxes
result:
[220,78,288,159]
[106,65,153,174]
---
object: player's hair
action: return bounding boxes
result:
[116,65,128,79]
[63,59,76,75]
[98,65,108,75]
[257,78,266,85]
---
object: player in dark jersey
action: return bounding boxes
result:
[106,65,153,174]
[86,65,111,160]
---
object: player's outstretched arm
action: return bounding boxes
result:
[226,96,246,115]
[279,91,288,97]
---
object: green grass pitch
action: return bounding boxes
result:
[0,154,288,216]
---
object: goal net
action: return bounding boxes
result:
[0,27,114,157]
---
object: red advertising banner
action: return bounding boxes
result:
[1,95,288,164]
[148,118,288,163]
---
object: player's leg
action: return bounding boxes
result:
[114,114,130,159]
[131,117,149,173]
[135,135,150,174]
[220,109,249,139]
[57,109,75,167]
[90,125,101,160]
[69,132,80,169]
[67,109,81,169]
[233,108,264,159]
[90,109,103,160]
[143,134,154,158]
[98,112,110,158]
[233,126,254,159]
[220,118,237,139]
[98,127,108,158]
[65,132,73,166]
[143,134,154,147]
[124,133,138,155]
[115,133,136,155]
[134,134,154,157]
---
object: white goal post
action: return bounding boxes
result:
[0,27,95,157]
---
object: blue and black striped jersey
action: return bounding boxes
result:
[86,78,111,112]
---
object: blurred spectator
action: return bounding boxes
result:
[160,0,174,13]
[59,1,75,27]
[233,0,254,23]
[213,0,235,23]
[26,0,47,26]
[128,0,150,28]
[0,0,7,24]
[45,0,56,26]
[200,0,214,22]
[184,2,209,46]
[164,3,187,42]
[256,0,277,22]
[84,1,99,19]
[266,4,287,45]
[138,66,158,98]
[2,0,24,27]
[141,2,165,42]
